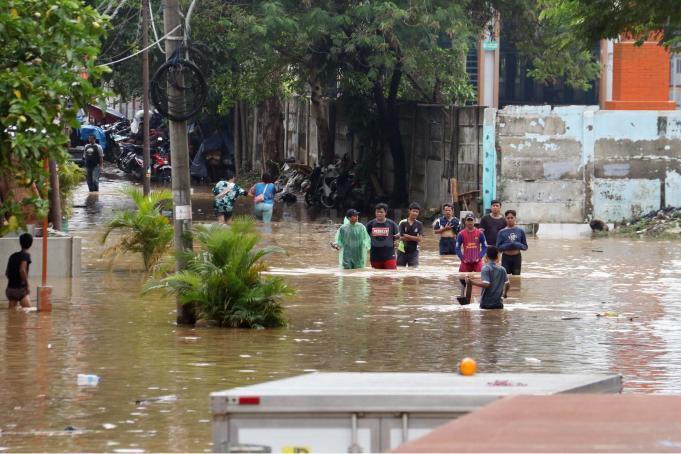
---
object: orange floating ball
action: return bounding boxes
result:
[459,357,477,376]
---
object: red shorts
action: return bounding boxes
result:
[459,261,482,273]
[371,259,397,270]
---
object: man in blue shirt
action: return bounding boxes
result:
[466,246,509,309]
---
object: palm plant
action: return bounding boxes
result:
[145,218,292,328]
[101,186,173,270]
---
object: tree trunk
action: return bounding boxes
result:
[239,102,249,171]
[233,104,241,175]
[373,65,408,205]
[261,96,284,177]
[308,66,333,164]
[384,108,408,205]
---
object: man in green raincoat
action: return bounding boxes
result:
[333,209,371,269]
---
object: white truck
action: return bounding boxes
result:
[211,372,622,453]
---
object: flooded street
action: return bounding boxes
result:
[2,166,681,452]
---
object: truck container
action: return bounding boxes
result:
[211,372,622,453]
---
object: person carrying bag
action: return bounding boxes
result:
[248,173,276,224]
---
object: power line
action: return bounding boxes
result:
[101,24,181,66]
[109,0,130,21]
[149,0,166,54]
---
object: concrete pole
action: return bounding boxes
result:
[142,0,151,195]
[162,0,193,323]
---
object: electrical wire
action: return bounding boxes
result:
[184,0,199,45]
[101,24,181,66]
[108,0,130,21]
[148,0,166,54]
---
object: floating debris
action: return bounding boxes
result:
[135,395,177,405]
[596,311,618,318]
[77,374,100,386]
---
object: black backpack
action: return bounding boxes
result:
[84,144,100,168]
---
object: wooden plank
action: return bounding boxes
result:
[450,178,458,203]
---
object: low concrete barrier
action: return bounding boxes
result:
[0,235,81,278]
[536,223,613,239]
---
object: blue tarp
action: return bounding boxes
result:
[79,125,107,151]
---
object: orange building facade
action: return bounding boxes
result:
[604,35,676,110]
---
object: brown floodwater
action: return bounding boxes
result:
[2,166,681,452]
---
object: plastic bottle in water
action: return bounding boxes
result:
[77,374,100,386]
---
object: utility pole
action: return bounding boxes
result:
[162,0,193,323]
[142,0,151,195]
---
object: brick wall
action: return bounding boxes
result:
[606,40,675,110]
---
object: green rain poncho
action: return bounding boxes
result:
[335,220,371,269]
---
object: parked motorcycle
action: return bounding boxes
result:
[302,157,371,210]
[117,143,144,177]
[304,161,339,208]
[276,158,313,203]
[151,149,172,183]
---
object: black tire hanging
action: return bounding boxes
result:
[151,58,207,122]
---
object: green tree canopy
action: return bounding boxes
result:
[541,0,681,47]
[1,0,108,233]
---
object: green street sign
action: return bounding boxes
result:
[482,41,499,51]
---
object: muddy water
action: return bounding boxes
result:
[2,166,681,452]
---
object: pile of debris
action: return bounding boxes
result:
[614,207,681,239]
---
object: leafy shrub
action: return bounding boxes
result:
[101,187,173,270]
[57,161,85,219]
[145,218,292,328]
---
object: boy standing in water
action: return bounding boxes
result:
[466,246,509,309]
[397,202,423,267]
[366,203,399,269]
[496,209,528,275]
[479,199,506,247]
[433,203,459,255]
[333,209,371,269]
[5,233,33,309]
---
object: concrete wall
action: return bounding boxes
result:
[0,236,82,279]
[497,105,681,222]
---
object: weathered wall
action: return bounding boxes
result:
[497,105,681,223]
[0,236,82,279]
[279,100,489,211]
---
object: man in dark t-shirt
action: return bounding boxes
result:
[397,202,423,267]
[366,203,399,269]
[5,233,33,309]
[479,199,506,246]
